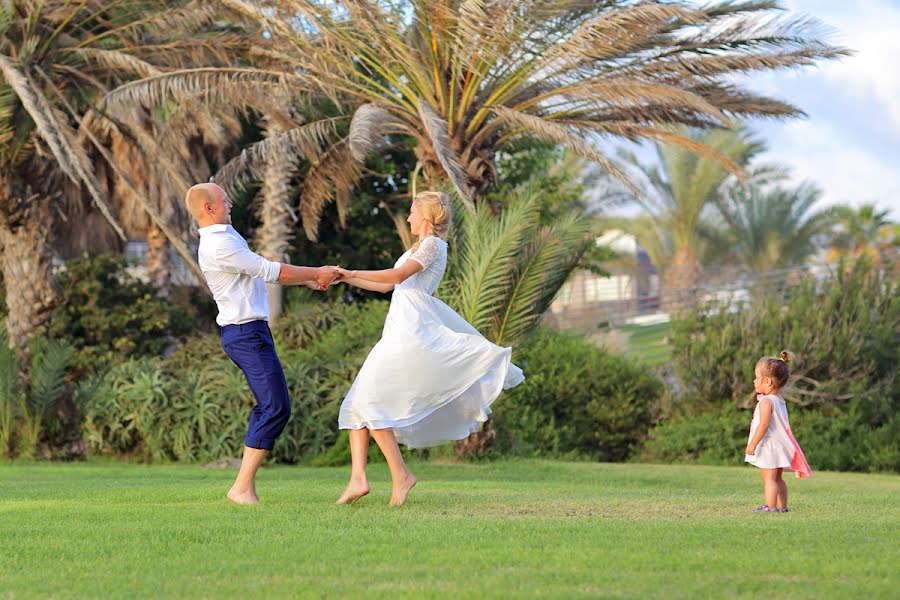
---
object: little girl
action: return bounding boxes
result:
[745,351,812,512]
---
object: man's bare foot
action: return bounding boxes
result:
[336,481,370,505]
[389,473,417,507]
[227,487,260,505]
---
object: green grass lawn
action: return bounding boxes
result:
[1,460,897,599]
[622,322,672,365]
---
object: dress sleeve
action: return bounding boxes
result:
[214,236,282,283]
[409,236,442,269]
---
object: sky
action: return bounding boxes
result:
[602,0,900,220]
[752,0,900,219]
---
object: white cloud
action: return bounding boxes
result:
[812,1,900,135]
[760,119,900,214]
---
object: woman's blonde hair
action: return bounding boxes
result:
[410,191,452,252]
[757,350,794,390]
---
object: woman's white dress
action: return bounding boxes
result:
[338,236,524,448]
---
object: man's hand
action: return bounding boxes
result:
[314,266,339,288]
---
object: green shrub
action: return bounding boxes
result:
[670,257,898,410]
[662,257,899,472]
[641,402,900,473]
[49,254,197,375]
[493,326,663,461]
[0,328,77,459]
[81,300,389,463]
[640,405,749,466]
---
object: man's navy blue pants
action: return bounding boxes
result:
[220,320,291,451]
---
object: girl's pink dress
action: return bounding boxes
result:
[745,394,812,478]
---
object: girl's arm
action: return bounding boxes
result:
[745,397,774,455]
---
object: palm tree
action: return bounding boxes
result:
[618,127,765,306]
[0,0,251,354]
[716,181,835,273]
[103,0,847,242]
[827,203,896,262]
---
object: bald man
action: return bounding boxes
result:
[186,183,337,504]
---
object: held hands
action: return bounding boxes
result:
[307,265,349,291]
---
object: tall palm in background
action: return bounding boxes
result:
[716,181,835,273]
[0,0,249,353]
[827,203,897,262]
[104,0,847,244]
[618,127,764,306]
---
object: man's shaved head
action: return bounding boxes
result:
[185,183,225,221]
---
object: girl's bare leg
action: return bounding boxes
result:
[775,468,788,510]
[370,429,417,506]
[760,468,779,508]
[336,428,371,504]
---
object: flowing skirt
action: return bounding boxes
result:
[338,288,524,448]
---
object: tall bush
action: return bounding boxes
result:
[492,327,663,461]
[658,257,899,471]
[670,257,898,411]
[49,254,198,376]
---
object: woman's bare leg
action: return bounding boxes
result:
[775,468,788,510]
[336,428,371,505]
[370,429,417,506]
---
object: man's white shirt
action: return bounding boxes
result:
[197,224,282,326]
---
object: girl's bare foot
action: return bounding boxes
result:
[389,473,417,506]
[336,481,370,505]
[226,487,260,505]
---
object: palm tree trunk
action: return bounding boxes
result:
[256,124,294,323]
[145,224,171,297]
[663,245,701,312]
[0,202,63,357]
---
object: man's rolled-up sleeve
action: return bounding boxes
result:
[215,238,282,283]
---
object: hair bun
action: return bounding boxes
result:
[779,350,793,364]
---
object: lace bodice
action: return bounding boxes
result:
[394,236,448,295]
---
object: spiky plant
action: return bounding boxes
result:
[443,186,591,348]
[103,0,848,242]
[717,180,835,273]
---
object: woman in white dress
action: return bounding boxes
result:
[332,191,524,506]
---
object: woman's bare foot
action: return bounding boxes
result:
[336,480,370,505]
[389,473,417,506]
[227,486,260,505]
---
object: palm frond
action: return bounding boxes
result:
[494,211,591,347]
[65,48,162,79]
[101,68,305,114]
[212,119,344,193]
[298,137,361,240]
[447,191,541,333]
[490,106,638,196]
[2,57,127,240]
[417,98,473,209]
[348,103,409,162]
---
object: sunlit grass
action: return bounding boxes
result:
[1,460,897,599]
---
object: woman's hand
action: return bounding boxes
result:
[334,267,353,282]
[745,444,756,455]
